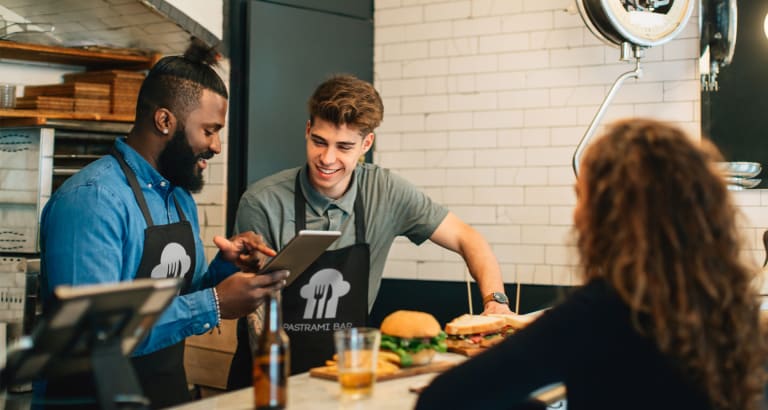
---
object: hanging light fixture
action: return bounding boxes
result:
[764,12,768,39]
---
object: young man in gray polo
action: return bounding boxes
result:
[227,75,512,383]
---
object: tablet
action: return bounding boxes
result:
[3,278,180,384]
[260,230,341,286]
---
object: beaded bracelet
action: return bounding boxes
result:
[212,287,222,333]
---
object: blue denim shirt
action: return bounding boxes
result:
[40,138,230,356]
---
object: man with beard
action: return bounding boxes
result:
[38,39,286,409]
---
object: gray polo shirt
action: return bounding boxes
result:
[234,163,449,310]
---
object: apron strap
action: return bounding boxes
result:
[352,185,365,243]
[111,146,154,227]
[112,147,188,225]
[171,194,188,222]
[294,169,365,244]
[294,172,305,236]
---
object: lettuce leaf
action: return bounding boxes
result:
[380,331,448,366]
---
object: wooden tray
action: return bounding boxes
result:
[309,360,456,382]
[63,69,146,83]
[63,70,142,115]
[447,346,487,357]
[75,98,110,114]
[15,96,74,111]
[25,82,110,99]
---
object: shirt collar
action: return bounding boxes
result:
[298,165,358,215]
[115,138,172,191]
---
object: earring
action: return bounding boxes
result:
[162,129,169,135]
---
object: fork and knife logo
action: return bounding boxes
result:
[300,268,350,320]
[149,242,191,280]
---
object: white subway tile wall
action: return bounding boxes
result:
[0,1,765,292]
[374,0,764,286]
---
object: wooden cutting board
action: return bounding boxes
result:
[309,359,456,382]
[25,83,110,99]
[447,346,487,357]
[15,96,74,111]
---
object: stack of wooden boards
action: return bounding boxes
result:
[16,70,145,116]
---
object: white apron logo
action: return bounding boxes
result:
[149,242,191,279]
[300,268,350,319]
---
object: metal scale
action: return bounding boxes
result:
[572,0,696,176]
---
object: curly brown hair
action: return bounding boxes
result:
[308,74,383,136]
[575,118,768,410]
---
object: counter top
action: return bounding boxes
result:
[170,353,467,410]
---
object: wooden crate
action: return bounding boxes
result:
[15,96,74,111]
[63,70,144,115]
[24,82,110,99]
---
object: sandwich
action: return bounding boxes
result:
[444,314,509,349]
[379,310,447,367]
[446,310,547,348]
[488,310,544,330]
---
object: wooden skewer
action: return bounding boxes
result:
[465,268,473,315]
[515,282,521,314]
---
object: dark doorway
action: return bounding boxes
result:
[225,0,373,233]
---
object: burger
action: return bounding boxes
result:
[379,310,447,367]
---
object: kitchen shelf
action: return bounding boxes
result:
[0,40,159,70]
[0,109,134,127]
[0,40,151,126]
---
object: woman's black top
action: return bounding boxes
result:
[416,279,712,410]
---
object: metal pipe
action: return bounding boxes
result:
[572,57,643,177]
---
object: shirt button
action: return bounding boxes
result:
[147,183,152,188]
[203,323,210,329]
[160,181,167,187]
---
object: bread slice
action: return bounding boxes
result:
[487,310,544,330]
[444,314,505,336]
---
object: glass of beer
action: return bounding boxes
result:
[333,327,381,399]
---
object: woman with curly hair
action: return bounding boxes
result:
[416,118,768,410]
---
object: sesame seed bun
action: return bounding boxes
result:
[380,310,441,339]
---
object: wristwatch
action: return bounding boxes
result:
[482,292,509,305]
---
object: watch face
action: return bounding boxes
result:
[603,0,694,46]
[493,292,509,304]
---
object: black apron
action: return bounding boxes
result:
[115,148,196,409]
[283,172,370,374]
[43,148,196,409]
[227,171,370,387]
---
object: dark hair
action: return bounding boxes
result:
[575,118,768,410]
[135,38,228,122]
[308,74,383,136]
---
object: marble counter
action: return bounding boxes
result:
[170,353,467,410]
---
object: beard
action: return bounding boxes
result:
[157,129,212,193]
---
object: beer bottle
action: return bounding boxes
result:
[253,289,289,409]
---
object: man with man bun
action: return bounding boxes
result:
[39,39,285,408]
